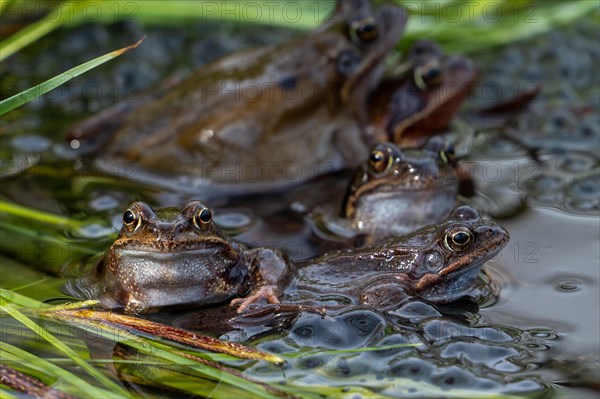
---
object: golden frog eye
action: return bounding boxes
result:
[351,17,379,42]
[415,61,444,90]
[368,149,390,174]
[444,227,473,252]
[193,206,213,231]
[122,208,142,232]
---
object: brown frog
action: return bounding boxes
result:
[286,205,508,311]
[66,202,508,314]
[70,0,408,191]
[64,200,293,314]
[311,137,459,243]
[368,40,478,147]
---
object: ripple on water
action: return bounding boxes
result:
[551,276,586,293]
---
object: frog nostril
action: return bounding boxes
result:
[336,50,361,76]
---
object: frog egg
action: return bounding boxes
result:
[386,357,434,379]
[524,173,565,204]
[564,172,600,212]
[576,117,600,140]
[542,109,576,136]
[213,210,256,235]
[552,152,599,173]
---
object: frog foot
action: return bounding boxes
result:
[124,296,146,314]
[231,285,280,313]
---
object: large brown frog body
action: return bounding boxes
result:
[72,0,407,190]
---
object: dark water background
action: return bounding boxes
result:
[1,6,599,399]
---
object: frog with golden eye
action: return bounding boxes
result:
[64,201,294,314]
[276,205,509,312]
[342,138,459,237]
[308,137,459,245]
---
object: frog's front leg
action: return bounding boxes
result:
[231,248,294,313]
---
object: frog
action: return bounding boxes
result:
[310,137,459,244]
[280,205,509,312]
[345,138,459,236]
[69,0,408,191]
[63,200,294,314]
[368,39,478,148]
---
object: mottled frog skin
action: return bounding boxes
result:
[289,206,508,310]
[64,201,292,314]
[71,0,407,189]
[339,137,459,240]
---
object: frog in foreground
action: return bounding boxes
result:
[65,202,508,314]
[290,205,508,311]
[64,201,292,314]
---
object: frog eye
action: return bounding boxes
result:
[368,149,390,173]
[415,61,444,90]
[351,17,379,42]
[444,227,473,252]
[193,206,213,231]
[123,208,142,232]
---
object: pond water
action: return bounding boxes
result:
[1,7,598,399]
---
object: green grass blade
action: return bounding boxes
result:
[1,342,125,399]
[46,315,287,399]
[116,0,333,28]
[0,292,292,398]
[0,302,130,397]
[0,1,89,61]
[0,288,50,308]
[402,0,600,52]
[0,200,78,229]
[0,37,145,115]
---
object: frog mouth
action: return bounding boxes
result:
[116,246,223,259]
[363,180,457,193]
